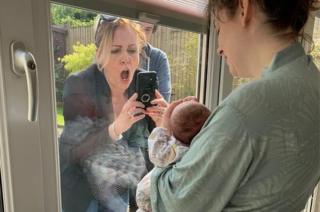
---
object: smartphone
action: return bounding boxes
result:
[136,71,157,107]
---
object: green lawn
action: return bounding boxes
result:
[56,105,64,127]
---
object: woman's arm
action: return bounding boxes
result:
[60,74,111,166]
[61,94,110,165]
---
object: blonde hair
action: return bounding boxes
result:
[95,17,146,71]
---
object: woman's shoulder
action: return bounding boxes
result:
[221,70,316,135]
[66,64,98,82]
[63,64,99,96]
[147,44,168,60]
[225,80,265,105]
[220,79,279,130]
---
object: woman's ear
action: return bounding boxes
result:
[239,0,252,26]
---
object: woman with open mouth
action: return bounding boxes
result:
[59,16,168,212]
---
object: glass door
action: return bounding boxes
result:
[50,3,204,211]
[0,0,60,211]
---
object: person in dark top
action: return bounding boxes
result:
[59,16,167,212]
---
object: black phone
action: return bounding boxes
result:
[136,71,157,107]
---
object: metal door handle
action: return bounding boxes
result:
[10,41,38,122]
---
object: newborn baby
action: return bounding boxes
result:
[136,100,211,212]
[171,100,211,145]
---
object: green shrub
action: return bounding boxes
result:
[60,42,96,73]
[311,43,320,69]
[56,105,64,127]
[168,33,199,100]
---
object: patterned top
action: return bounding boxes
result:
[150,42,320,212]
[136,127,189,212]
[148,127,189,167]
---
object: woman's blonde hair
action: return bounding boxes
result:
[94,17,146,70]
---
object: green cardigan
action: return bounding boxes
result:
[151,42,320,212]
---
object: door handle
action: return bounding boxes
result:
[10,41,38,122]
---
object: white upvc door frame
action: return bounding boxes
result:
[0,0,61,211]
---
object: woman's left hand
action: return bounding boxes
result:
[145,90,168,127]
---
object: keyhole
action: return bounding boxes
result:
[27,60,36,70]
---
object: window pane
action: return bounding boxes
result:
[51,3,201,211]
[150,26,200,100]
[232,77,252,90]
[312,14,320,70]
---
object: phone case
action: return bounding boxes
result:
[136,71,157,107]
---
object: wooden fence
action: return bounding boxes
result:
[66,25,95,53]
[66,25,200,101]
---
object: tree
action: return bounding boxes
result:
[51,4,96,27]
[168,33,199,100]
[60,42,96,73]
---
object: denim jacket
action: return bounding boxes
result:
[141,43,171,102]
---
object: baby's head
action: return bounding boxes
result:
[170,101,210,145]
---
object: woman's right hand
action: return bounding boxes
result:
[112,93,146,137]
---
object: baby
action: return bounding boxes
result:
[136,100,211,212]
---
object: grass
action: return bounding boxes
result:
[56,105,64,127]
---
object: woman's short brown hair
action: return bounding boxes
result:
[207,0,319,37]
